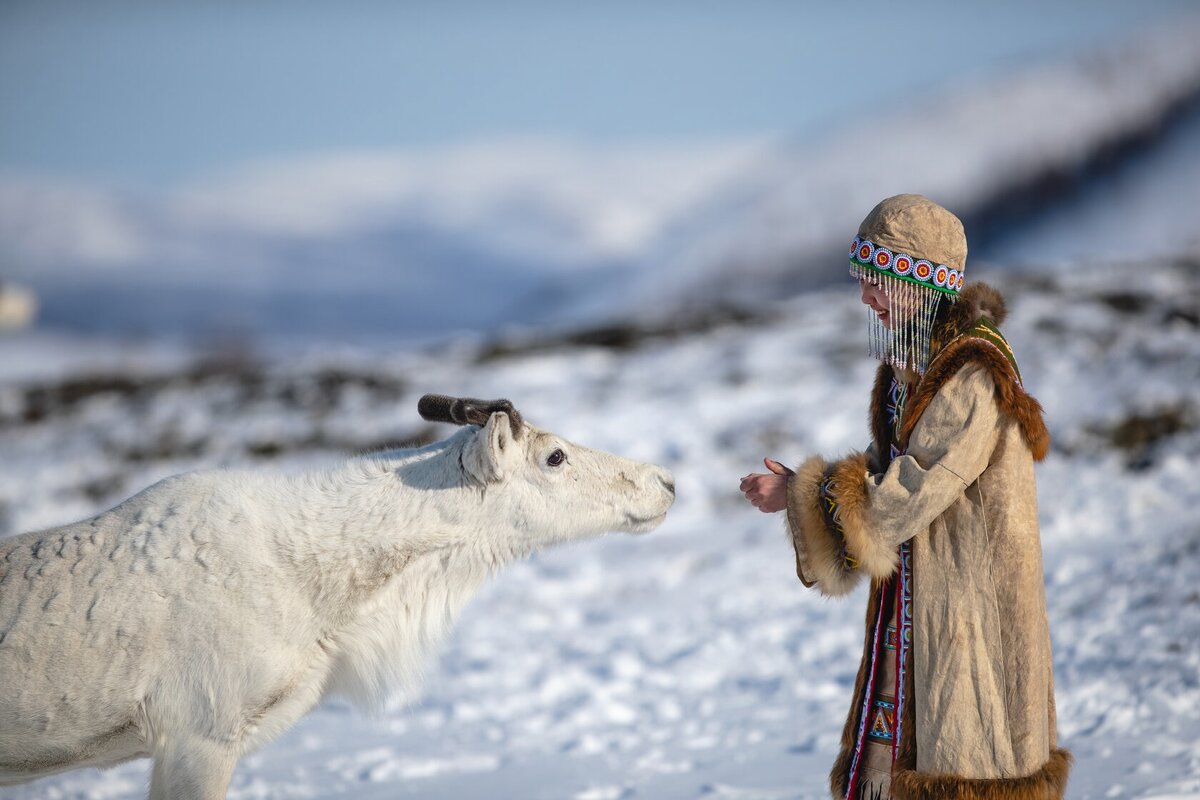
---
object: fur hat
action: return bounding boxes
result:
[849,195,967,373]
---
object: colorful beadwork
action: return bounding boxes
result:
[867,698,897,742]
[850,235,963,296]
[972,319,1022,383]
[857,239,875,263]
[894,541,913,760]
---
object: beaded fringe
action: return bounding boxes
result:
[851,266,951,374]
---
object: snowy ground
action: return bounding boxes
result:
[1,254,1196,800]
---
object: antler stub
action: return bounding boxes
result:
[418,394,524,436]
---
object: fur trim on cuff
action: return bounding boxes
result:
[892,748,1072,800]
[784,456,861,597]
[826,452,900,581]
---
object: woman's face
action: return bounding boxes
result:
[859,277,894,329]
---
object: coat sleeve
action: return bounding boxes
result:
[785,365,1001,595]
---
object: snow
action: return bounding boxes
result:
[1,254,1196,799]
[3,10,1200,799]
[982,98,1200,266]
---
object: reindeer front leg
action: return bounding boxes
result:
[149,737,237,800]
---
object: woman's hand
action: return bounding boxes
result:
[740,458,795,513]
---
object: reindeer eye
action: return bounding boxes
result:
[546,449,566,467]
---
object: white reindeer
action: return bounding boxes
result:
[0,395,675,799]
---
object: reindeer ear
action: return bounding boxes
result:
[462,411,520,483]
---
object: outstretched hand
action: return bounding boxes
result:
[740,458,795,514]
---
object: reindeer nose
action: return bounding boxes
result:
[658,473,676,497]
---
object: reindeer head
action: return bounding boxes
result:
[418,394,675,540]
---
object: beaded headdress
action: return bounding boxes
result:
[848,194,967,374]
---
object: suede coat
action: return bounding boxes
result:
[785,283,1071,800]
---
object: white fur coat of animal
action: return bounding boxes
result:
[0,409,674,799]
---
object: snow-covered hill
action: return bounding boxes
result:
[1,253,1196,800]
[620,15,1200,314]
[0,139,770,338]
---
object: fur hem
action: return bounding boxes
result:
[891,748,1073,800]
[826,453,899,581]
[785,456,862,596]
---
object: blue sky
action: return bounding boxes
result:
[1,0,1195,185]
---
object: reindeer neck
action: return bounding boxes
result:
[270,443,526,620]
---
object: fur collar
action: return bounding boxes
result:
[931,282,1009,354]
[869,282,1050,465]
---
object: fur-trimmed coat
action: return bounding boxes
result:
[785,284,1071,799]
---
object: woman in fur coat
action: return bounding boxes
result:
[740,195,1070,800]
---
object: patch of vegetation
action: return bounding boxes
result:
[476,306,766,362]
[3,361,408,429]
[1094,291,1150,314]
[1089,403,1196,470]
